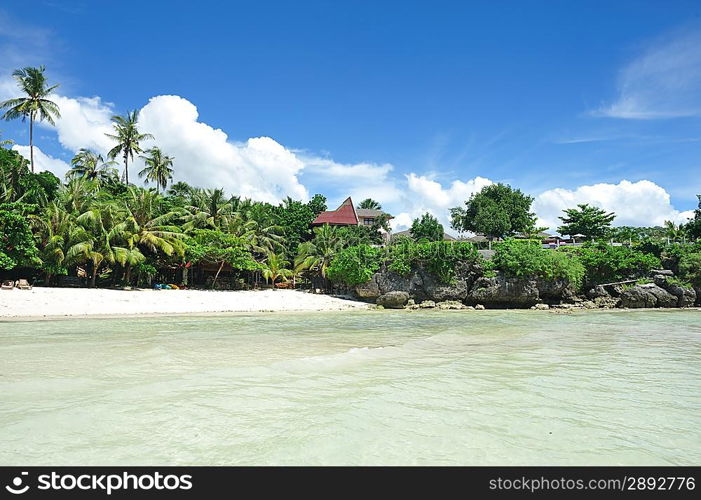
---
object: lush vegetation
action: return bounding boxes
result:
[450,183,537,241]
[491,240,585,289]
[1,66,699,296]
[410,213,444,242]
[557,203,615,241]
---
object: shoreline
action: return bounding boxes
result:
[0,287,371,320]
[0,287,698,321]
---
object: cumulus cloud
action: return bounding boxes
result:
[135,95,308,203]
[391,174,493,233]
[533,180,694,230]
[12,145,70,177]
[49,95,115,154]
[595,28,701,119]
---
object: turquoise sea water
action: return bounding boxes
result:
[0,309,699,465]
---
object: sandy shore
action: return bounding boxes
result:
[0,287,370,319]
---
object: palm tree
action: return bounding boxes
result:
[358,198,382,210]
[261,251,293,288]
[294,224,344,279]
[0,131,14,148]
[67,149,119,184]
[105,110,153,185]
[0,66,61,173]
[138,147,174,194]
[184,188,234,230]
[167,181,193,198]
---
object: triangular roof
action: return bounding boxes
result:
[311,197,359,225]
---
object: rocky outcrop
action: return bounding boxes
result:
[466,275,541,307]
[653,275,697,308]
[620,283,677,308]
[376,291,409,309]
[355,275,381,299]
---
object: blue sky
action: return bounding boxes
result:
[1,0,699,232]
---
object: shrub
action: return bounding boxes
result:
[678,252,701,287]
[492,239,585,289]
[386,240,478,283]
[327,244,382,286]
[569,242,660,286]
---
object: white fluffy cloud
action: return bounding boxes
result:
[137,95,308,203]
[49,95,115,154]
[595,29,701,119]
[391,174,493,233]
[12,145,70,177]
[533,180,694,230]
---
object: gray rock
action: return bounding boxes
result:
[619,284,677,308]
[436,300,466,310]
[376,291,410,309]
[475,304,485,310]
[586,285,610,299]
[354,275,381,299]
[652,275,697,308]
[533,303,549,310]
[467,275,540,307]
[651,269,674,276]
[419,300,436,309]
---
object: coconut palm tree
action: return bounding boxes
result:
[260,251,293,288]
[0,66,61,172]
[184,188,234,230]
[294,223,344,279]
[105,110,153,185]
[67,149,119,184]
[358,198,382,210]
[138,147,174,194]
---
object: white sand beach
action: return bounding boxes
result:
[0,287,370,319]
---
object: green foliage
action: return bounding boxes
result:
[410,212,444,241]
[186,229,258,271]
[492,240,585,289]
[0,202,40,269]
[568,242,660,286]
[273,196,327,258]
[684,195,701,240]
[450,183,536,240]
[557,203,615,240]
[327,244,382,285]
[386,240,478,283]
[678,252,701,287]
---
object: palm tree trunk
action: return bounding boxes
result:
[124,153,129,185]
[29,115,34,173]
[91,268,97,288]
[125,264,132,287]
[212,260,225,289]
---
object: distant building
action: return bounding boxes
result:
[391,229,456,241]
[311,197,393,227]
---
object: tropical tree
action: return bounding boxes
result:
[410,213,444,241]
[261,251,293,288]
[105,110,153,185]
[0,131,14,148]
[294,224,345,279]
[138,147,174,193]
[450,183,536,246]
[184,188,234,230]
[0,66,61,173]
[557,204,615,241]
[358,198,382,210]
[663,220,685,242]
[67,149,118,184]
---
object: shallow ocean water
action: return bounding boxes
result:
[0,309,699,465]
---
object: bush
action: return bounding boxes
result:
[569,242,660,286]
[386,240,478,283]
[492,239,585,289]
[327,244,382,286]
[678,252,701,287]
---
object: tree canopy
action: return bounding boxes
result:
[410,213,444,241]
[557,203,615,240]
[450,183,536,240]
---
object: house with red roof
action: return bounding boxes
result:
[311,197,393,228]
